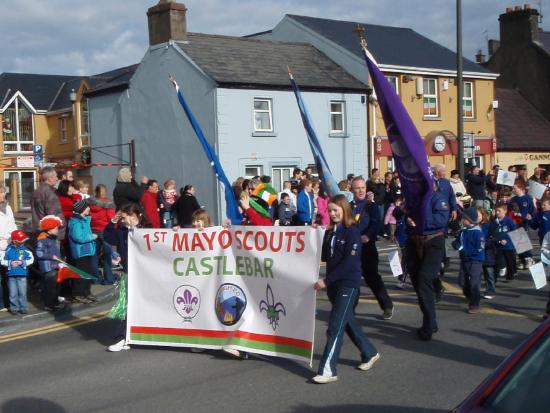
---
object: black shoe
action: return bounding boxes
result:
[416,328,432,341]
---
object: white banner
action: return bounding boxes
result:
[126,226,324,363]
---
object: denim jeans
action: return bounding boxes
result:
[8,277,27,311]
[483,266,496,294]
[161,211,175,229]
[317,285,378,377]
[461,261,483,308]
[92,233,114,284]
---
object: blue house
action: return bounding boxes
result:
[87,1,368,221]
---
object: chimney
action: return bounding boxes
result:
[475,49,486,64]
[499,5,540,44]
[147,0,188,46]
[488,39,501,57]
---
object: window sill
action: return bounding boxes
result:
[252,131,277,137]
[423,116,442,121]
[329,133,349,138]
[464,118,477,122]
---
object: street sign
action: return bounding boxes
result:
[463,133,475,159]
[33,144,44,162]
[16,156,35,168]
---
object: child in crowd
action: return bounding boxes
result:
[337,180,354,203]
[296,179,315,225]
[68,199,98,304]
[509,179,535,269]
[279,181,296,208]
[528,197,550,244]
[158,179,178,228]
[35,215,65,311]
[313,194,380,384]
[478,208,497,299]
[191,208,213,229]
[490,204,517,281]
[73,180,91,200]
[2,230,34,315]
[278,193,296,226]
[498,187,513,205]
[391,197,409,289]
[384,199,397,243]
[105,203,151,352]
[452,207,485,314]
[316,185,330,226]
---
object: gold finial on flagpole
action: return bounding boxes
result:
[352,23,367,48]
[287,65,294,79]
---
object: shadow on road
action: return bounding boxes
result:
[289,403,446,413]
[2,397,66,413]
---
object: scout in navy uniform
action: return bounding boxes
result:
[508,179,535,268]
[405,182,450,341]
[528,198,550,244]
[452,207,485,313]
[350,177,394,320]
[313,194,380,384]
[490,204,517,281]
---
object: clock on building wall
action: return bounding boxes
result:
[433,135,446,152]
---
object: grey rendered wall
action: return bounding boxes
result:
[254,17,369,85]
[88,93,125,193]
[118,43,219,219]
[217,87,368,183]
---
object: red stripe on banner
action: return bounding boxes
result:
[130,326,312,350]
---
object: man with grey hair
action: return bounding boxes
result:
[31,166,65,239]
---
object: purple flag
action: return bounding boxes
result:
[361,46,433,231]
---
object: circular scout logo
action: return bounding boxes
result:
[215,283,247,326]
[173,285,201,321]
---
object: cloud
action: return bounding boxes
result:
[0,0,548,75]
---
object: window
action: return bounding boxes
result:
[59,118,67,144]
[253,98,273,132]
[330,101,345,134]
[80,98,90,146]
[385,76,399,95]
[423,78,438,117]
[244,165,263,178]
[4,170,36,210]
[271,166,295,192]
[2,98,34,153]
[463,81,474,118]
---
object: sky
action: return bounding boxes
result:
[0,0,548,76]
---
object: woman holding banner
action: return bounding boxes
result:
[313,194,380,384]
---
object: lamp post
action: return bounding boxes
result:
[457,0,465,179]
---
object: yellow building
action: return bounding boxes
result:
[0,73,89,211]
[372,71,498,175]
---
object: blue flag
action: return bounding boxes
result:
[289,73,340,197]
[170,77,242,224]
[360,45,433,231]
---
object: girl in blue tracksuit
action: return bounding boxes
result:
[478,208,497,299]
[313,194,379,384]
[490,204,517,281]
[452,207,485,313]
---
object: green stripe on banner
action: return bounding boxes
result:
[130,333,311,358]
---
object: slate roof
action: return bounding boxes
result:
[0,73,78,111]
[176,33,368,91]
[495,88,550,151]
[281,14,493,74]
[85,64,139,96]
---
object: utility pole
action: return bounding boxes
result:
[457,0,465,179]
[129,139,136,177]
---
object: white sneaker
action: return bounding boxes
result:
[58,296,66,303]
[312,374,338,384]
[357,353,381,371]
[525,257,535,268]
[0,307,8,312]
[222,347,241,358]
[482,294,494,300]
[107,339,130,352]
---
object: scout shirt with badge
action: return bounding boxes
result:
[321,224,363,288]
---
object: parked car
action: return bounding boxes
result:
[452,318,550,412]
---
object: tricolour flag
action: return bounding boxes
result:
[289,71,340,198]
[170,76,242,225]
[360,43,433,231]
[56,260,97,283]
